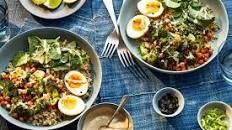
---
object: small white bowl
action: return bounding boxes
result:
[197,101,232,130]
[152,87,185,117]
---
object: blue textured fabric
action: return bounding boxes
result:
[7,0,232,130]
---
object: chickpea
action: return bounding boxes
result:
[19,117,24,122]
[204,36,209,41]
[204,53,210,59]
[6,104,10,109]
[0,96,3,101]
[4,96,10,102]
[30,67,36,72]
[196,52,203,59]
[179,62,186,70]
[176,67,181,71]
[208,49,213,55]
[28,116,33,122]
[198,59,204,64]
[1,101,7,106]
[200,48,207,54]
[12,113,18,119]
[25,83,32,88]
[207,31,214,38]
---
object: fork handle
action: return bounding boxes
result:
[103,0,119,34]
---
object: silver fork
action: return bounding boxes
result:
[117,39,151,80]
[101,0,119,58]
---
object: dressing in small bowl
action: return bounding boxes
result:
[77,103,133,130]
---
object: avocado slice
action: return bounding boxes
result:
[164,0,181,9]
[43,0,63,10]
[11,52,29,67]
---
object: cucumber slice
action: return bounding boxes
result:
[164,0,181,8]
[63,0,77,4]
[32,0,47,5]
[43,0,63,9]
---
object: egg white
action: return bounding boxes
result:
[58,95,86,116]
[127,15,150,39]
[137,0,164,18]
[64,71,89,96]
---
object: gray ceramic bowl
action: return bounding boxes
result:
[153,87,185,117]
[197,101,232,130]
[119,0,229,74]
[0,27,102,130]
[77,103,134,130]
[19,0,86,19]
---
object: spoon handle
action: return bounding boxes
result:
[106,95,130,127]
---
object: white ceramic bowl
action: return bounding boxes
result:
[0,27,102,130]
[197,101,232,130]
[77,103,134,130]
[153,87,185,117]
[119,0,229,74]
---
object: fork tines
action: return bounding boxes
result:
[117,49,150,81]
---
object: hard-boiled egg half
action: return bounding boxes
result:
[127,15,150,39]
[137,0,164,18]
[58,95,86,116]
[64,71,89,96]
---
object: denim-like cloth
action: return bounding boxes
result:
[8,0,232,130]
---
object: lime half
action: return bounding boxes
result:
[63,0,77,4]
[43,0,63,9]
[32,0,47,5]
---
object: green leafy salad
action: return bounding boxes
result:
[126,0,219,71]
[0,36,92,126]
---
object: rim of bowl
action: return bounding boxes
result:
[197,101,232,130]
[19,0,86,19]
[77,102,134,130]
[0,27,102,130]
[152,87,185,117]
[119,0,229,74]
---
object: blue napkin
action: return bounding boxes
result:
[12,0,232,129]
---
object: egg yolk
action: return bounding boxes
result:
[63,97,77,110]
[67,74,83,88]
[145,2,160,14]
[132,18,145,31]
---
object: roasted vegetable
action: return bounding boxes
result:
[11,52,29,67]
[141,49,157,64]
[12,103,33,116]
[139,43,149,56]
[0,80,18,97]
[186,52,196,65]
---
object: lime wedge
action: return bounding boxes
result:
[164,0,181,8]
[63,0,77,4]
[32,0,47,5]
[43,0,63,9]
